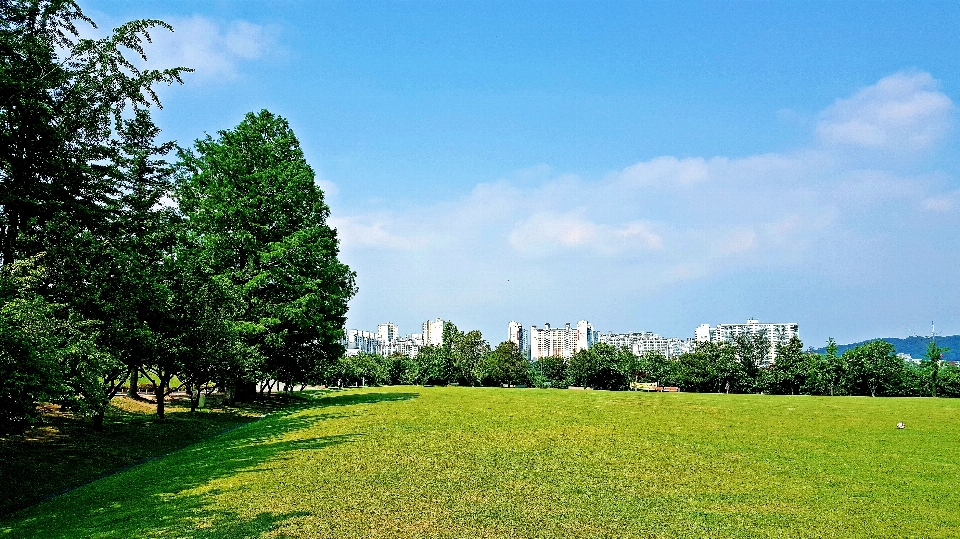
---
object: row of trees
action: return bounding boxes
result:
[329,322,530,388]
[547,336,957,397]
[334,328,959,398]
[1,2,354,433]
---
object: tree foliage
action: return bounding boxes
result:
[484,341,529,386]
[175,109,357,398]
[0,3,357,430]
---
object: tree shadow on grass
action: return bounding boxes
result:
[314,390,420,408]
[0,406,256,516]
[1,390,421,538]
[1,410,354,538]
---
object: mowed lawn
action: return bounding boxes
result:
[3,387,959,538]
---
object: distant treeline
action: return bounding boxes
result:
[339,327,959,398]
[812,335,960,362]
[0,3,355,433]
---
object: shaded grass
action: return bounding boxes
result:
[0,393,311,516]
[2,388,959,538]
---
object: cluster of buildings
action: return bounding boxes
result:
[345,318,444,357]
[508,318,798,363]
[346,318,444,357]
[508,320,693,361]
[695,318,799,364]
[346,316,800,364]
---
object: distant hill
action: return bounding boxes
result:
[811,335,960,361]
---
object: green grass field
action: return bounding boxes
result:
[2,387,959,538]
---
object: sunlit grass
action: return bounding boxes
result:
[3,387,959,538]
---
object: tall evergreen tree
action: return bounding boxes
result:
[175,110,356,397]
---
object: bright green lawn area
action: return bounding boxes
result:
[2,387,959,538]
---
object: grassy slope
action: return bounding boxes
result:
[2,387,959,538]
[0,397,261,516]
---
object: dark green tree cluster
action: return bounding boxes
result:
[0,2,354,432]
[759,337,958,398]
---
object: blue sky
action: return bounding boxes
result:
[84,1,960,346]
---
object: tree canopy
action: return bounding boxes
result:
[0,2,356,431]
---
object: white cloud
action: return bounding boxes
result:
[509,212,597,251]
[223,21,269,59]
[922,196,953,212]
[816,71,954,153]
[616,222,664,250]
[832,169,927,205]
[329,216,426,250]
[922,191,960,212]
[315,178,339,197]
[716,229,757,255]
[508,212,663,256]
[617,156,710,188]
[141,16,276,82]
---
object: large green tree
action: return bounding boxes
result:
[483,341,529,386]
[533,355,566,388]
[567,343,631,391]
[175,110,356,397]
[674,341,745,393]
[804,338,845,396]
[41,110,180,423]
[451,329,490,386]
[0,258,62,432]
[766,337,807,395]
[842,340,903,397]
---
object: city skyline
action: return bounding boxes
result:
[347,317,799,361]
[79,1,960,347]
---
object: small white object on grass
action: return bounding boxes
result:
[896,422,905,429]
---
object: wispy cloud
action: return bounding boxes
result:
[922,190,960,212]
[329,216,427,250]
[508,212,663,256]
[141,16,277,82]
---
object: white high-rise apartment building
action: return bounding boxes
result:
[383,335,422,358]
[530,320,597,360]
[346,323,425,358]
[508,321,532,361]
[597,332,693,359]
[422,318,445,346]
[695,319,799,364]
[377,322,398,343]
[345,329,381,355]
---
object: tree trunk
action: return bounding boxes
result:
[92,410,105,430]
[126,367,139,398]
[156,375,170,419]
